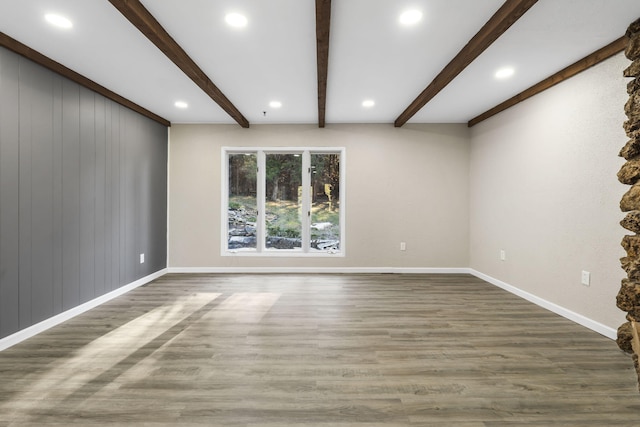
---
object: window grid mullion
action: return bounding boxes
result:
[301,151,311,252]
[257,150,266,252]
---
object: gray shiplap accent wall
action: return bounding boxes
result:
[0,47,168,339]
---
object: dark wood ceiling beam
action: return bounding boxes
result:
[394,0,539,127]
[108,0,249,128]
[468,36,627,127]
[316,0,331,128]
[0,31,170,127]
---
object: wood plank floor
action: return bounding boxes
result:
[1,273,639,426]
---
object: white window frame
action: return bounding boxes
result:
[221,147,345,257]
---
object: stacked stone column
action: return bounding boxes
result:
[617,18,640,390]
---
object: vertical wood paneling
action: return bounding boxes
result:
[123,111,137,284]
[0,49,21,337]
[104,100,113,291]
[52,75,63,314]
[131,113,142,280]
[18,59,34,328]
[148,123,168,272]
[79,88,96,303]
[61,79,81,310]
[135,115,148,278]
[27,62,55,323]
[119,107,129,285]
[0,46,168,340]
[111,103,122,291]
[94,97,106,296]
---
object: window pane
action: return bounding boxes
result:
[265,154,302,249]
[228,153,257,250]
[310,153,340,251]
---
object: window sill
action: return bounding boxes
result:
[222,250,345,258]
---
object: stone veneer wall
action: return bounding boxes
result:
[617,18,640,391]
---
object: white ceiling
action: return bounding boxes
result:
[1,0,639,126]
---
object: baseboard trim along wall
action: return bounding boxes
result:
[167,267,617,339]
[469,269,617,340]
[166,267,470,274]
[0,269,168,352]
[0,267,616,351]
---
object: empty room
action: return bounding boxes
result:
[2,0,640,425]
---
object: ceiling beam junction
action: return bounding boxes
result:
[316,0,332,128]
[394,0,539,127]
[0,31,170,127]
[468,36,627,127]
[108,0,249,128]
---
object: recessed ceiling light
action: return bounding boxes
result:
[362,100,375,108]
[495,67,515,80]
[174,101,188,109]
[399,10,422,26]
[225,12,247,28]
[45,13,72,29]
[269,101,282,108]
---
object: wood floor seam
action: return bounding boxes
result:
[0,273,638,426]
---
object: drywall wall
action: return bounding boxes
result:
[0,47,168,340]
[469,52,629,330]
[168,123,470,269]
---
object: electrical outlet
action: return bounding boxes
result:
[500,250,506,261]
[581,270,590,286]
[140,253,145,264]
[400,242,406,251]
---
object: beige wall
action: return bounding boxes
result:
[169,123,470,269]
[469,52,629,330]
[168,53,628,331]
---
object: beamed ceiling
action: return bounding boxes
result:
[1,0,639,128]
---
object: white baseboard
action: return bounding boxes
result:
[169,266,616,339]
[469,269,617,340]
[0,269,167,352]
[167,267,472,274]
[1,267,616,351]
